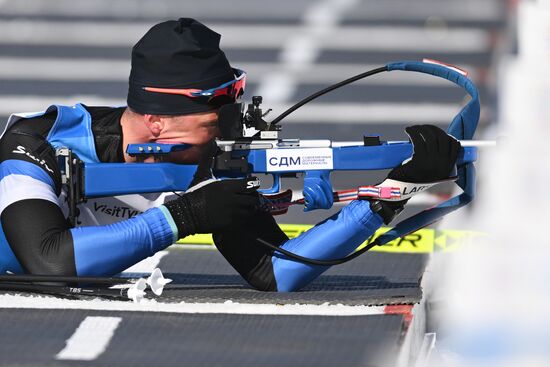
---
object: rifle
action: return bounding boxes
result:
[60,60,485,264]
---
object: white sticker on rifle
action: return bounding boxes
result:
[266,148,333,171]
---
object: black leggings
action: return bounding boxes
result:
[213,212,288,291]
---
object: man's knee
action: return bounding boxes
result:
[242,256,278,292]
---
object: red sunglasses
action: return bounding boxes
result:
[143,68,246,101]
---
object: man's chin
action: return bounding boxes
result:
[154,139,187,144]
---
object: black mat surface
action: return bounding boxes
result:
[157,247,427,306]
[0,309,404,367]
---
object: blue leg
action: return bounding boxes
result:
[70,207,176,276]
[272,200,383,292]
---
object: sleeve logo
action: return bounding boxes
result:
[12,145,54,174]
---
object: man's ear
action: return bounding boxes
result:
[143,114,165,137]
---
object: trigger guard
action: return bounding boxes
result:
[258,173,282,194]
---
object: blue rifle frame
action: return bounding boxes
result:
[75,60,481,245]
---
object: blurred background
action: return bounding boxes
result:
[1,1,549,366]
[0,0,506,135]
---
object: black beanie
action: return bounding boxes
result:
[127,18,236,115]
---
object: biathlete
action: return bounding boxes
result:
[0,18,459,292]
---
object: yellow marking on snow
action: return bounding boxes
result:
[177,224,485,254]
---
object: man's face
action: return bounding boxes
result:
[149,110,220,164]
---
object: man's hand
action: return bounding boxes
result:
[388,124,460,183]
[368,125,460,224]
[164,177,261,238]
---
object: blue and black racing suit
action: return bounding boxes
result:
[0,104,383,291]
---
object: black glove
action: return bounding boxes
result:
[388,124,460,183]
[164,177,262,238]
[369,125,460,224]
[164,140,262,237]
